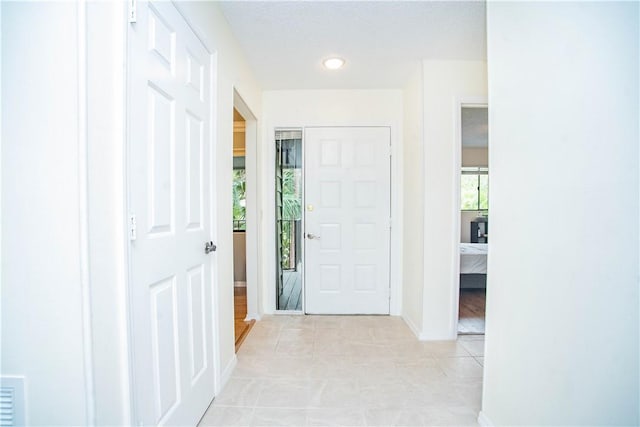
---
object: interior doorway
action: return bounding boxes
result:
[232,90,260,348]
[232,108,254,348]
[457,105,489,335]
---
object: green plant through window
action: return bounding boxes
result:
[461,167,488,211]
[232,169,246,230]
[280,168,302,268]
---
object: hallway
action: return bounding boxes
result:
[200,316,483,426]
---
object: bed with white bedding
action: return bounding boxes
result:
[460,243,488,288]
[460,243,488,274]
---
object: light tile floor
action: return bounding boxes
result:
[199,315,484,427]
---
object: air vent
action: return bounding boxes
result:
[0,377,25,427]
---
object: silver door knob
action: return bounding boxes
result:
[306,233,320,240]
[205,241,217,254]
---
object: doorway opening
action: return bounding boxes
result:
[232,108,254,348]
[275,129,303,312]
[457,105,488,335]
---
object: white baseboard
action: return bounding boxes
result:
[245,312,261,321]
[234,281,247,288]
[401,315,421,339]
[401,316,459,341]
[216,355,237,395]
[477,411,494,427]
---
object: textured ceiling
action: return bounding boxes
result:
[218,1,486,90]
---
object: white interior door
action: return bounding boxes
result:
[304,127,391,314]
[128,2,215,425]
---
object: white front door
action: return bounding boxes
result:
[304,127,391,314]
[128,2,215,425]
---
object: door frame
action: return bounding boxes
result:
[451,96,489,336]
[264,122,403,315]
[274,127,305,314]
[233,90,260,321]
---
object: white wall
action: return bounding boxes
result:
[86,2,130,424]
[482,2,639,425]
[1,1,262,424]
[402,65,425,335]
[262,90,403,315]
[2,3,90,424]
[422,60,487,339]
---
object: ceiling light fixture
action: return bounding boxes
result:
[323,57,345,70]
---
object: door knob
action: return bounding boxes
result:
[306,233,320,240]
[204,241,217,254]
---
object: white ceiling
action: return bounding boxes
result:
[461,107,488,148]
[218,1,487,90]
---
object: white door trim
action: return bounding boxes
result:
[84,2,134,424]
[263,121,403,315]
[451,96,488,336]
[233,89,261,321]
[76,1,96,423]
[273,127,305,314]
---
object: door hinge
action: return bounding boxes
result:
[128,0,137,23]
[128,213,137,241]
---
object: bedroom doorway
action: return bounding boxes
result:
[457,104,488,335]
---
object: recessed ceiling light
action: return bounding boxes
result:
[323,57,345,70]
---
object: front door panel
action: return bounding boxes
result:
[304,127,391,314]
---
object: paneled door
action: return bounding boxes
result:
[304,127,391,314]
[127,2,215,425]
